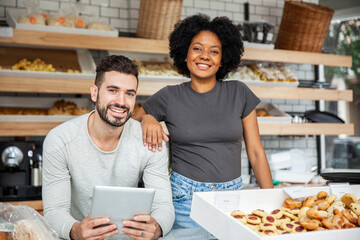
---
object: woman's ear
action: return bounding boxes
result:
[90,84,98,103]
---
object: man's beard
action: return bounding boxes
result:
[96,101,132,127]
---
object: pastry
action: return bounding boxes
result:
[270,209,283,219]
[231,210,246,217]
[87,22,112,31]
[73,107,91,115]
[281,222,295,232]
[306,207,324,220]
[299,218,320,230]
[349,203,360,215]
[278,216,291,224]
[262,215,278,225]
[283,211,297,220]
[293,225,307,233]
[321,217,334,229]
[259,223,276,231]
[283,198,302,210]
[275,226,286,234]
[325,194,337,204]
[313,200,330,210]
[246,214,261,225]
[232,214,247,224]
[341,209,358,224]
[317,191,328,199]
[302,196,315,208]
[256,109,267,117]
[245,223,260,231]
[298,207,309,221]
[252,209,267,218]
[262,229,276,235]
[341,193,357,208]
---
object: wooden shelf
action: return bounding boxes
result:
[0,121,354,136]
[259,123,354,136]
[0,75,353,101]
[0,29,352,67]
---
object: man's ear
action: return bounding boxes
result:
[90,84,98,103]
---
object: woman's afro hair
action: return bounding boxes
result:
[169,14,244,81]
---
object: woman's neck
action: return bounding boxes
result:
[190,78,217,93]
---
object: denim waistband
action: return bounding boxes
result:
[170,171,243,191]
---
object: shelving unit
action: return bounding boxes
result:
[0,29,354,136]
[0,29,352,66]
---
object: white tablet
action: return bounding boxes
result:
[90,186,155,228]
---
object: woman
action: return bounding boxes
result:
[133,14,273,230]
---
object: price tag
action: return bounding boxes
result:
[329,182,351,200]
[282,186,312,199]
[0,27,13,38]
[214,192,240,212]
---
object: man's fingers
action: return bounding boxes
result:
[134,214,151,222]
[89,227,119,240]
[88,217,111,229]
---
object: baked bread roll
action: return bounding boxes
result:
[87,22,112,31]
[47,16,75,28]
[18,13,45,25]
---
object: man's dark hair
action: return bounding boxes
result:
[169,14,244,81]
[95,55,139,88]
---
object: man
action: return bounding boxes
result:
[42,55,174,240]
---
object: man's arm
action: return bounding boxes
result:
[42,133,78,239]
[43,132,119,240]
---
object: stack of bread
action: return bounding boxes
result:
[231,191,360,236]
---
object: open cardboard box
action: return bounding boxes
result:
[190,186,360,240]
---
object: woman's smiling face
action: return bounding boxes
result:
[186,30,222,82]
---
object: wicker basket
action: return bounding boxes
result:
[275,0,334,52]
[136,0,183,40]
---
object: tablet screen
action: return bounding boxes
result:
[90,186,155,229]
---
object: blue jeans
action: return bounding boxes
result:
[170,171,243,230]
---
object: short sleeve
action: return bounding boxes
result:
[142,87,169,122]
[240,82,260,119]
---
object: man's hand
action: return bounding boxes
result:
[121,214,162,240]
[70,215,118,240]
[141,114,169,152]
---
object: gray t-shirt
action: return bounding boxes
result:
[142,80,260,182]
[42,113,174,239]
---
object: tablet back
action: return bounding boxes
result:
[90,186,155,228]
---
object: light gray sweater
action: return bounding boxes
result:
[42,113,174,239]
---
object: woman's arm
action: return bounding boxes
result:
[132,107,169,151]
[242,109,273,189]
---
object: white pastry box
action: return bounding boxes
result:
[190,186,360,240]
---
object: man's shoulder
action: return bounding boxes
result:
[124,119,168,152]
[44,114,88,152]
